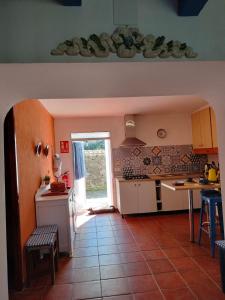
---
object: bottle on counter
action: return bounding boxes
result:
[204,163,209,179]
[207,161,218,182]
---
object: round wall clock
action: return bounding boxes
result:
[157,128,167,139]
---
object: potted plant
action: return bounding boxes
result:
[43,175,51,185]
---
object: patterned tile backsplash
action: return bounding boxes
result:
[112,144,207,177]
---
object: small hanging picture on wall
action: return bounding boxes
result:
[60,141,69,153]
[43,145,50,157]
[35,142,42,156]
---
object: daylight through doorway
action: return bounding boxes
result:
[72,132,113,212]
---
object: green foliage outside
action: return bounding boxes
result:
[84,140,105,150]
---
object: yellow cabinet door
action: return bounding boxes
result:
[210,108,218,148]
[199,107,213,148]
[192,107,213,149]
[192,111,202,149]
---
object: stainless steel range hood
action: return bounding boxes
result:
[120,115,146,147]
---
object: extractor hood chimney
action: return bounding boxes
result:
[120,115,146,147]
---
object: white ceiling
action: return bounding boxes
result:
[40,95,207,118]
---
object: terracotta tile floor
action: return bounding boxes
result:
[10,212,225,299]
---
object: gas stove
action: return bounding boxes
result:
[123,174,150,180]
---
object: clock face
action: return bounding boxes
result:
[157,128,167,138]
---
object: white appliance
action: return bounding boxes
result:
[35,187,76,256]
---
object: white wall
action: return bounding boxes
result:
[54,116,125,175]
[136,113,192,146]
[1,61,225,299]
[54,113,192,180]
[54,116,125,207]
[54,112,194,207]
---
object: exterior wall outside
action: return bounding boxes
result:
[0,61,225,299]
[13,100,55,282]
[85,150,106,191]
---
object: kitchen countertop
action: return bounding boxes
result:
[162,181,220,191]
[115,173,202,182]
[35,187,73,201]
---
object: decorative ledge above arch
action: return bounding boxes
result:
[51,26,198,59]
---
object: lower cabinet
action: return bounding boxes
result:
[116,180,157,215]
[116,179,201,216]
[161,180,201,211]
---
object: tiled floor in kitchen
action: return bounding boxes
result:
[10,212,225,300]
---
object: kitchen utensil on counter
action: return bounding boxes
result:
[173,180,185,186]
[186,178,194,183]
[204,161,219,182]
[208,166,218,182]
[199,177,209,185]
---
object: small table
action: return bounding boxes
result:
[32,224,59,255]
[161,181,220,242]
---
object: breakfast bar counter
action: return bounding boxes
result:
[162,181,221,242]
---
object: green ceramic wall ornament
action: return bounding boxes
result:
[51,26,198,59]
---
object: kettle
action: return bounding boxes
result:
[207,162,218,182]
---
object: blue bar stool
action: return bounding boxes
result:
[198,190,224,257]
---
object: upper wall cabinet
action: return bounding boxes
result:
[210,108,218,148]
[191,107,218,154]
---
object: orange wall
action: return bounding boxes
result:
[14,99,55,281]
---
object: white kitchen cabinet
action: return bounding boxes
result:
[138,181,157,213]
[161,180,201,211]
[35,187,76,256]
[161,180,185,211]
[116,180,157,215]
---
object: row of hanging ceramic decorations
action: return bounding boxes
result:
[51,26,198,59]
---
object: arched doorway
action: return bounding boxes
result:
[1,62,225,299]
[4,108,23,291]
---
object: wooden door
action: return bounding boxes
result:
[119,182,138,214]
[138,181,157,213]
[192,111,202,149]
[4,108,23,290]
[210,108,218,148]
[199,107,213,148]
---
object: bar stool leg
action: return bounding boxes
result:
[217,202,224,239]
[209,201,216,257]
[198,199,205,245]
